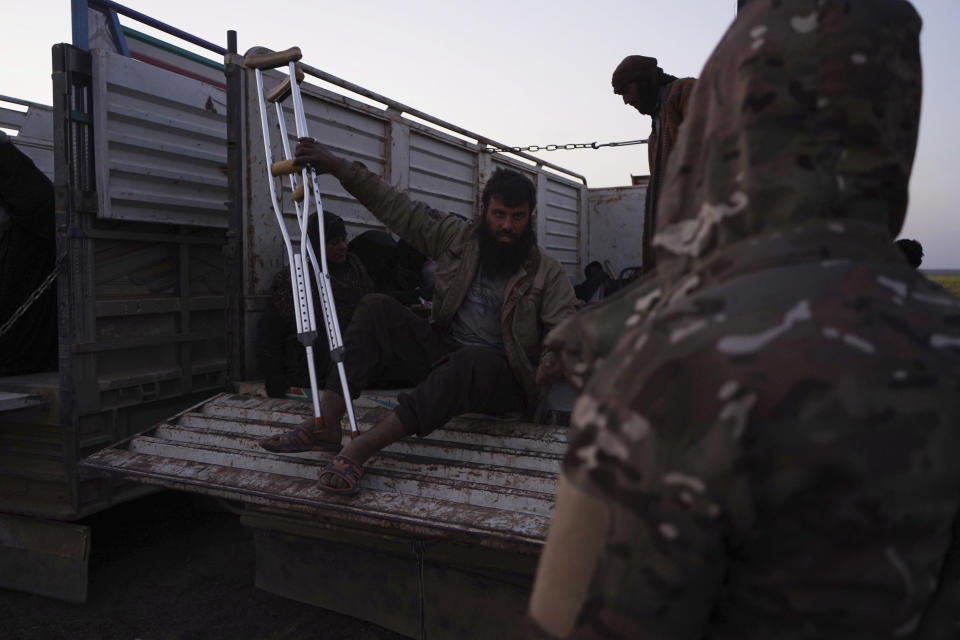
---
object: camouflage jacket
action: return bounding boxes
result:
[531,1,960,638]
[331,160,578,405]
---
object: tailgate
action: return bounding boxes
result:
[80,391,564,550]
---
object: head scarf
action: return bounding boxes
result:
[611,55,662,93]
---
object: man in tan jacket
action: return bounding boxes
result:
[612,55,695,272]
[260,139,578,494]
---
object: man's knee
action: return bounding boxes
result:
[354,292,401,317]
[347,293,399,336]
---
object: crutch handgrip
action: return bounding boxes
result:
[271,159,299,176]
[292,184,305,202]
[266,64,306,103]
[244,46,302,69]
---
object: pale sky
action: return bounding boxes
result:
[4,0,958,268]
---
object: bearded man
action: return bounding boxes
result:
[259,139,578,495]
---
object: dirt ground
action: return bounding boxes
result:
[0,491,406,640]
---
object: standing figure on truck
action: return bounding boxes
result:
[612,55,695,273]
[259,149,578,495]
[529,0,960,637]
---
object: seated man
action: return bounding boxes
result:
[259,146,578,494]
[256,211,374,398]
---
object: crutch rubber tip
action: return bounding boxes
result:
[243,46,302,70]
[271,159,299,176]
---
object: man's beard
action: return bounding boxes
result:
[478,220,535,279]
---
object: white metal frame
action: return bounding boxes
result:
[249,53,358,435]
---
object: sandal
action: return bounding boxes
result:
[317,454,364,495]
[259,418,341,453]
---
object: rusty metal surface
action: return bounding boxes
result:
[91,49,228,228]
[586,184,647,277]
[82,392,564,550]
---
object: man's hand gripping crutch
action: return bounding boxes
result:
[244,47,359,440]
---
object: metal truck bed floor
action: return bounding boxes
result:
[81,391,564,551]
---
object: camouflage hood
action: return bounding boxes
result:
[536,1,960,637]
[651,0,921,283]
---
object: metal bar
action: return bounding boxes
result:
[288,62,359,434]
[225,29,245,382]
[0,393,46,413]
[294,59,586,184]
[122,26,226,72]
[0,95,51,110]
[286,65,326,423]
[76,228,222,245]
[72,330,225,353]
[106,9,130,57]
[126,51,227,90]
[95,296,225,317]
[71,0,89,50]
[251,66,323,420]
[88,0,227,55]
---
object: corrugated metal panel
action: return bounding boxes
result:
[38,45,231,520]
[91,49,228,228]
[541,177,582,280]
[586,185,646,277]
[82,392,562,550]
[408,129,475,218]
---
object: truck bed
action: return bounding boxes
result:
[82,389,564,550]
[81,388,565,638]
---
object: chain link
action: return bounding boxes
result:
[0,251,65,339]
[482,138,648,154]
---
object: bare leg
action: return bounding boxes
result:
[319,391,346,430]
[318,411,406,490]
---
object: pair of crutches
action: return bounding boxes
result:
[244,47,358,437]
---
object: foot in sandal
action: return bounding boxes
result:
[317,454,364,495]
[259,416,341,453]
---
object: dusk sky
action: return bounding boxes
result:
[5,0,957,267]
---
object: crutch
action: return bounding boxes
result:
[244,47,359,437]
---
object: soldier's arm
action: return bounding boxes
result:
[529,393,734,638]
[528,474,609,638]
[294,139,462,259]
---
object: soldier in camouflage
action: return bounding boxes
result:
[528,0,960,638]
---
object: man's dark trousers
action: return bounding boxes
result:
[325,293,526,436]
